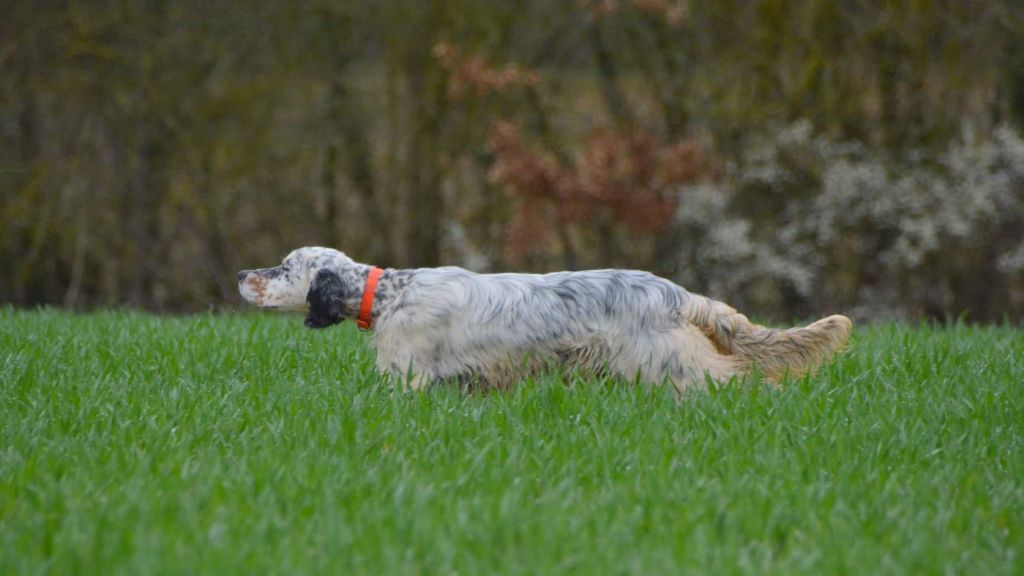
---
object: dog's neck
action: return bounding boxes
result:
[343,264,416,326]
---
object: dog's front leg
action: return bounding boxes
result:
[378,361,437,391]
[405,370,435,391]
[375,345,440,391]
[374,321,460,391]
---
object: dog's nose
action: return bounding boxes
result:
[237,271,248,283]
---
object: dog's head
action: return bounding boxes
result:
[237,247,359,329]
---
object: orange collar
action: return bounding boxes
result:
[356,267,384,330]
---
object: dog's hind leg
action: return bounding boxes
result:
[608,324,744,393]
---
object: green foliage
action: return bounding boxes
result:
[1,309,1022,574]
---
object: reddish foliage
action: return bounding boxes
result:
[486,121,566,202]
[433,43,540,101]
[487,121,714,260]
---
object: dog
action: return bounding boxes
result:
[238,247,852,392]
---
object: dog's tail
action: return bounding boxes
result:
[681,295,852,380]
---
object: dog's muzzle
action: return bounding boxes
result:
[237,270,267,306]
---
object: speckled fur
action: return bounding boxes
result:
[238,247,852,392]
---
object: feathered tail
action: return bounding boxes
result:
[681,295,852,380]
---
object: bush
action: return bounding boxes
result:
[669,122,1024,322]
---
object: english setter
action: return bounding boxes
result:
[238,247,851,392]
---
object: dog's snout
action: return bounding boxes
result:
[237,270,248,283]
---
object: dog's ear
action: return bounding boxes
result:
[305,267,349,329]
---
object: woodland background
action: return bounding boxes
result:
[3,0,1024,322]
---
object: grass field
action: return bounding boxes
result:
[1,308,1022,575]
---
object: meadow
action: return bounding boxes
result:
[1,308,1022,575]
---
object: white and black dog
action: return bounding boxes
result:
[238,247,851,391]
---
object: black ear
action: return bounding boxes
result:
[305,268,348,329]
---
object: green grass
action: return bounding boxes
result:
[1,308,1022,575]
